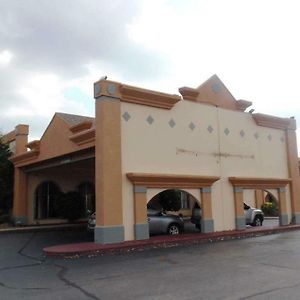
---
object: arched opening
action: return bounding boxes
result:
[35,181,61,219]
[77,182,95,216]
[147,189,200,235]
[261,189,279,226]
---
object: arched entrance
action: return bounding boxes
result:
[147,189,200,235]
[35,181,60,219]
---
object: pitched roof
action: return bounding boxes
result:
[56,112,94,126]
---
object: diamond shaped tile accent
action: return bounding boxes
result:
[212,83,221,94]
[280,137,285,143]
[207,125,214,133]
[168,119,176,128]
[268,134,272,141]
[189,122,196,131]
[146,115,154,125]
[122,112,131,122]
[254,132,259,139]
[240,130,245,138]
[224,128,230,136]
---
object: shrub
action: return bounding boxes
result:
[56,191,84,221]
[261,201,278,216]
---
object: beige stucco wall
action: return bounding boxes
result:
[121,100,289,240]
[26,160,95,224]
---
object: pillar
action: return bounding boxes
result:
[200,187,214,233]
[133,186,149,240]
[94,80,124,244]
[15,124,29,155]
[233,187,245,230]
[255,189,264,209]
[13,168,28,225]
[285,124,300,224]
[278,187,288,225]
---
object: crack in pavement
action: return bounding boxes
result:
[261,262,297,270]
[2,233,101,299]
[239,282,300,299]
[17,232,46,263]
[54,263,101,300]
[0,282,49,291]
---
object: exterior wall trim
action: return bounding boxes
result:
[127,173,220,188]
[229,177,291,189]
[69,128,95,145]
[94,79,181,110]
[252,113,296,130]
[11,150,39,165]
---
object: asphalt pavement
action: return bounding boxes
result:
[1,225,300,299]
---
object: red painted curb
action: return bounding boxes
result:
[43,225,300,258]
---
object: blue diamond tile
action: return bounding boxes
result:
[207,125,214,133]
[240,130,245,138]
[268,134,272,141]
[169,119,176,128]
[189,122,196,131]
[224,128,230,136]
[146,115,154,125]
[122,112,131,122]
[254,132,259,139]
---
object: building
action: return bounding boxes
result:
[3,75,300,244]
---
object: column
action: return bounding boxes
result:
[233,187,245,230]
[94,80,124,244]
[13,167,28,225]
[14,124,29,155]
[200,187,214,233]
[255,189,264,209]
[285,125,300,224]
[133,186,149,240]
[278,187,288,225]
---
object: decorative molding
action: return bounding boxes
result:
[236,99,252,112]
[127,173,220,188]
[1,130,16,144]
[10,150,39,165]
[120,84,181,109]
[26,140,40,151]
[178,87,199,101]
[252,113,296,130]
[69,121,93,133]
[69,128,95,145]
[229,177,291,189]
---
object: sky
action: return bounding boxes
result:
[1,0,300,150]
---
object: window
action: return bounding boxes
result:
[35,181,60,219]
[78,182,95,215]
[180,191,190,209]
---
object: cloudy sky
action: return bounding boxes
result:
[1,0,300,149]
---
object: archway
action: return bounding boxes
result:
[35,181,61,219]
[147,189,200,235]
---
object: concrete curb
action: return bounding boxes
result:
[43,224,300,259]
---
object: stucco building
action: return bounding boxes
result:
[3,75,300,244]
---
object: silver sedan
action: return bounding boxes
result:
[87,209,184,235]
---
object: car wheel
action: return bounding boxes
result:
[252,216,263,226]
[167,223,180,235]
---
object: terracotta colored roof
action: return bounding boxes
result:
[56,112,94,127]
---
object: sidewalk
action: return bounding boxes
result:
[43,224,300,258]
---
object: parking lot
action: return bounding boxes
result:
[1,221,300,300]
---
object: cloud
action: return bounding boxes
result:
[0,0,169,137]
